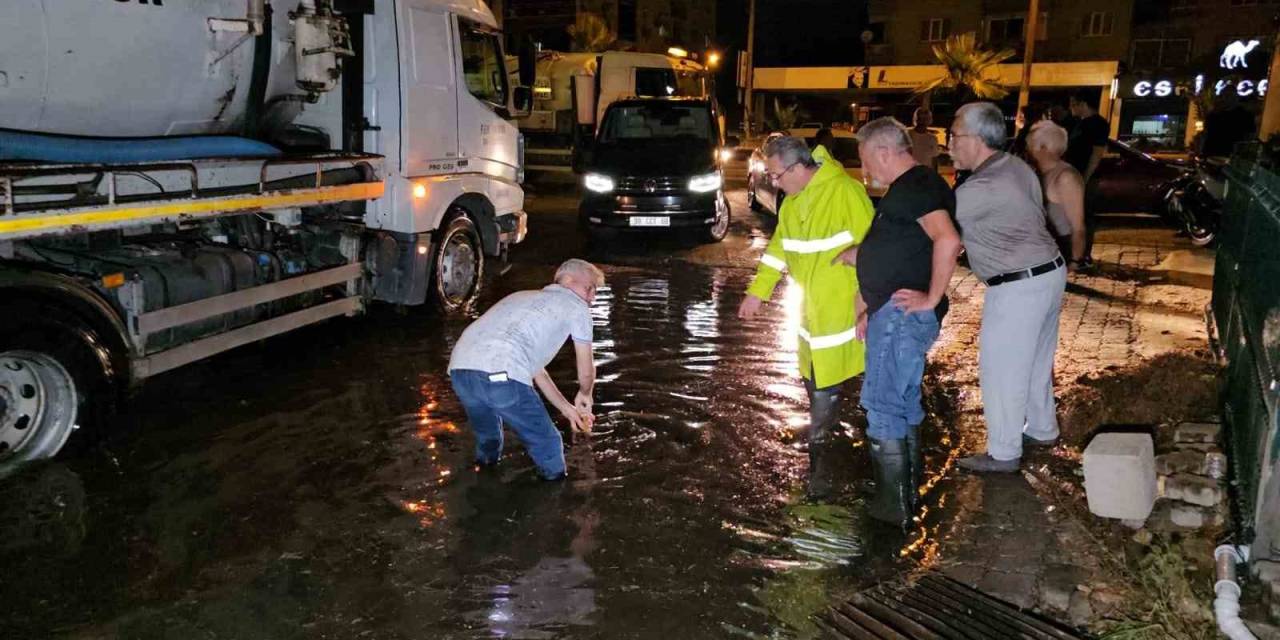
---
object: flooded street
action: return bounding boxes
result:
[1,187,957,639]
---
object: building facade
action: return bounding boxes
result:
[500,0,715,56]
[866,0,1134,67]
[1117,0,1278,150]
[750,0,1136,130]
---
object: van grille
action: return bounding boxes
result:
[615,176,682,193]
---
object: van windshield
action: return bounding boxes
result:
[598,104,714,145]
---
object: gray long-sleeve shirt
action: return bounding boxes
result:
[955,152,1061,281]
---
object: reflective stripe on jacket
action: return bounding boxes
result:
[747,147,875,387]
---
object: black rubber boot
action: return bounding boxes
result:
[905,427,924,509]
[805,382,842,501]
[868,438,914,527]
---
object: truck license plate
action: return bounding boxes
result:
[629,216,670,227]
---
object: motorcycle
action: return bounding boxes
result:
[1164,156,1224,247]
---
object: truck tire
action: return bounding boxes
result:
[701,193,731,243]
[431,210,485,312]
[0,309,112,469]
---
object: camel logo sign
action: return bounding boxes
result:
[1221,40,1261,70]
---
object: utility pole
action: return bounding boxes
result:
[1017,0,1041,115]
[744,0,757,137]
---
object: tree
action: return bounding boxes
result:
[567,13,616,53]
[914,32,1016,103]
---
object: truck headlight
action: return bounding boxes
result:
[584,173,615,193]
[688,172,722,193]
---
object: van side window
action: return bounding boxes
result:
[459,21,507,107]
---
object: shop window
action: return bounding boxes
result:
[921,18,950,42]
[985,13,1048,44]
[987,17,1024,42]
[1081,11,1114,37]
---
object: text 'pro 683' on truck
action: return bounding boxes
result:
[0,0,535,470]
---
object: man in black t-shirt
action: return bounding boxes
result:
[835,117,963,526]
[1066,90,1109,264]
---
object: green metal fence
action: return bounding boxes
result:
[1216,142,1280,556]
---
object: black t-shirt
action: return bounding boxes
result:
[1066,114,1108,174]
[857,165,955,320]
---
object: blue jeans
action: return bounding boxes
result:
[860,304,941,441]
[449,369,566,479]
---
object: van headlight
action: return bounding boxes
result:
[584,173,615,193]
[688,172,722,193]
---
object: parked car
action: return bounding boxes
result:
[1091,138,1186,215]
[578,97,733,242]
[747,127,954,216]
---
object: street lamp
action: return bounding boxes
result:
[707,51,721,68]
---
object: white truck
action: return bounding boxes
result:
[518,50,709,173]
[0,0,533,468]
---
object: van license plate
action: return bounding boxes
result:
[630,216,670,227]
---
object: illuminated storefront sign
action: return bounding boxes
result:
[1121,39,1269,101]
[1130,76,1268,99]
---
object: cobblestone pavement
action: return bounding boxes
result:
[922,223,1214,626]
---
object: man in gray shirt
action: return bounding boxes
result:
[950,102,1067,473]
[448,259,602,480]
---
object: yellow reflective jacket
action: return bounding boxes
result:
[747,150,875,388]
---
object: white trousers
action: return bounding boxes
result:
[978,265,1067,461]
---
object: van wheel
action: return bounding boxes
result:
[702,194,731,243]
[431,211,484,312]
[0,311,111,471]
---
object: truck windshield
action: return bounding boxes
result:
[598,104,713,144]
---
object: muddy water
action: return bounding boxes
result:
[0,193,955,639]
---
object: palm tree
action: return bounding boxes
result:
[566,13,616,53]
[914,32,1016,103]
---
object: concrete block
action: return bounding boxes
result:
[1168,503,1226,529]
[1174,422,1221,445]
[1155,449,1227,479]
[1160,473,1225,507]
[1084,433,1157,520]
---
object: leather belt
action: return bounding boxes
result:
[985,256,1065,287]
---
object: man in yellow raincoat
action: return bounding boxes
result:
[738,135,875,500]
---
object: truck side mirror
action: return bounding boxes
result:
[513,86,533,117]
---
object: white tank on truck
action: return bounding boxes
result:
[0,0,346,138]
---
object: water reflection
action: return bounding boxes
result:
[0,260,965,639]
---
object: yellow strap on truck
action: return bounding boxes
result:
[0,182,384,240]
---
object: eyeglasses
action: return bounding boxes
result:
[766,161,800,183]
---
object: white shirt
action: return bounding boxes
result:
[448,284,593,385]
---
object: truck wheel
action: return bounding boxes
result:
[0,351,77,468]
[432,211,484,312]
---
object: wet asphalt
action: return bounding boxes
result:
[0,180,960,639]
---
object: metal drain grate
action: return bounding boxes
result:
[817,572,1088,640]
